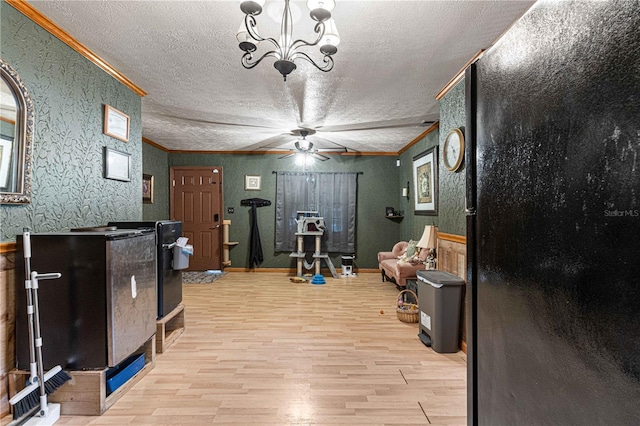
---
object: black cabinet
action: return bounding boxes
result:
[16,230,157,370]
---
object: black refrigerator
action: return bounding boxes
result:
[466,1,640,424]
[109,220,183,318]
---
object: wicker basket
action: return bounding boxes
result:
[396,289,419,323]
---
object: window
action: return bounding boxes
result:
[275,172,357,252]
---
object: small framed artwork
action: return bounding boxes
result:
[413,145,438,215]
[104,147,131,182]
[103,104,130,142]
[385,206,395,216]
[142,173,154,203]
[244,174,261,191]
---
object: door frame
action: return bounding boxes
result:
[169,166,224,270]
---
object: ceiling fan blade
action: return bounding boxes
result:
[309,134,350,151]
[252,134,293,151]
[156,113,286,132]
[316,116,436,133]
[312,153,330,161]
[316,147,348,153]
[278,152,297,159]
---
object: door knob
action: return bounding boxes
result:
[210,225,220,229]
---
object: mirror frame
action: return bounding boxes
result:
[1,58,33,204]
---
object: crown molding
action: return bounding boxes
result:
[435,50,485,101]
[142,137,169,152]
[5,0,146,97]
[397,122,439,155]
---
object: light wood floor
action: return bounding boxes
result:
[21,272,468,425]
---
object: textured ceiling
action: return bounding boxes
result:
[26,0,535,153]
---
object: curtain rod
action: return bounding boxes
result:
[272,171,363,174]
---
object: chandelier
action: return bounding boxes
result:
[236,0,340,81]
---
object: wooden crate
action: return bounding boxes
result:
[156,303,185,353]
[9,336,155,416]
[0,258,16,418]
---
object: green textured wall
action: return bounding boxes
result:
[0,120,13,138]
[142,143,169,220]
[437,80,466,236]
[396,81,467,242]
[169,153,399,269]
[398,129,441,241]
[0,3,142,240]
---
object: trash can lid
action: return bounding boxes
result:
[417,270,465,287]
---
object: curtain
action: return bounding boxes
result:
[275,172,357,252]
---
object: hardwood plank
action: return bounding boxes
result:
[4,272,466,425]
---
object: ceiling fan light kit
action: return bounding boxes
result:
[274,128,347,163]
[237,0,340,81]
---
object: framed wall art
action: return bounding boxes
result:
[104,147,131,182]
[103,104,130,142]
[413,146,438,215]
[244,174,261,190]
[142,173,154,203]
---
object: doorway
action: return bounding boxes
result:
[170,166,223,271]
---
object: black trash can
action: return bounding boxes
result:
[416,270,465,353]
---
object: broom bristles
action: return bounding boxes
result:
[11,368,71,420]
[11,391,39,421]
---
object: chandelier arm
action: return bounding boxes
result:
[238,1,336,78]
[241,50,281,69]
[290,22,325,51]
[291,52,334,72]
[243,15,281,50]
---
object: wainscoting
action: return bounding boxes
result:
[0,245,16,417]
[437,232,467,350]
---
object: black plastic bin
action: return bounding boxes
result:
[416,270,465,353]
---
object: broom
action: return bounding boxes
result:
[9,229,71,423]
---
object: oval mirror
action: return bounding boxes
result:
[1,58,33,204]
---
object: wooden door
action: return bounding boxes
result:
[170,167,223,271]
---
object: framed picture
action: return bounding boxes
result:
[142,173,154,203]
[413,146,438,215]
[104,147,131,182]
[103,104,130,142]
[244,174,261,190]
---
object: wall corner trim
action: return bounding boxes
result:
[435,50,485,101]
[5,0,147,97]
[142,137,170,152]
[398,122,440,155]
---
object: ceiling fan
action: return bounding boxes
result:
[276,129,348,161]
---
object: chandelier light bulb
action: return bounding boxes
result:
[240,0,266,15]
[236,22,258,52]
[307,0,335,12]
[307,0,335,21]
[320,19,340,47]
[319,18,340,55]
